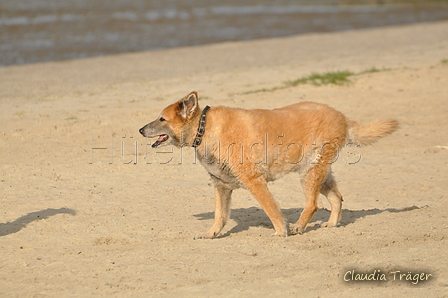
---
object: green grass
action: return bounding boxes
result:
[287,70,354,87]
[241,86,286,95]
[441,59,448,64]
[359,66,392,74]
[242,70,353,95]
[359,67,381,74]
[242,67,390,95]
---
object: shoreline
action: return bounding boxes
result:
[1,20,447,103]
[2,1,448,66]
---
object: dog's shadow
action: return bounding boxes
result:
[0,208,76,237]
[193,205,420,238]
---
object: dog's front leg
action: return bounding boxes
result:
[194,183,233,239]
[244,177,288,237]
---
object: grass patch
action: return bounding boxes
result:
[287,70,354,87]
[359,66,391,74]
[441,59,448,64]
[359,67,381,74]
[243,70,353,95]
[241,86,287,95]
[242,67,390,95]
[65,116,78,121]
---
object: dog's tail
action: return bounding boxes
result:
[348,119,399,146]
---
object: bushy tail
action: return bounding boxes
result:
[348,119,399,146]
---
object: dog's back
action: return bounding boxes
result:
[201,102,350,174]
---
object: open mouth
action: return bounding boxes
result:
[152,134,169,148]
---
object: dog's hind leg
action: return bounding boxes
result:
[319,171,343,228]
[291,162,330,235]
[194,183,233,239]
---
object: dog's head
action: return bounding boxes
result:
[139,91,200,148]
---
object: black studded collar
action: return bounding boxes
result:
[192,105,211,147]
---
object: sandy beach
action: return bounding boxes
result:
[1,20,448,297]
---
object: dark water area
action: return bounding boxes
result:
[1,0,448,66]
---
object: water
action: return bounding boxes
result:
[1,0,447,66]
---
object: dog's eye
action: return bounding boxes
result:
[159,117,166,122]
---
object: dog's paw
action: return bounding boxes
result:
[193,232,215,240]
[320,221,337,228]
[289,223,305,235]
[270,231,288,238]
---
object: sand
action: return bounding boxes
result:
[1,21,448,297]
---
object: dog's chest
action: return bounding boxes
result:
[198,154,242,188]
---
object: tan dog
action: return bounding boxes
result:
[139,91,399,239]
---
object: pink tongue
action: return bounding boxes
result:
[152,134,168,148]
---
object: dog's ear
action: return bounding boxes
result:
[178,91,199,120]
